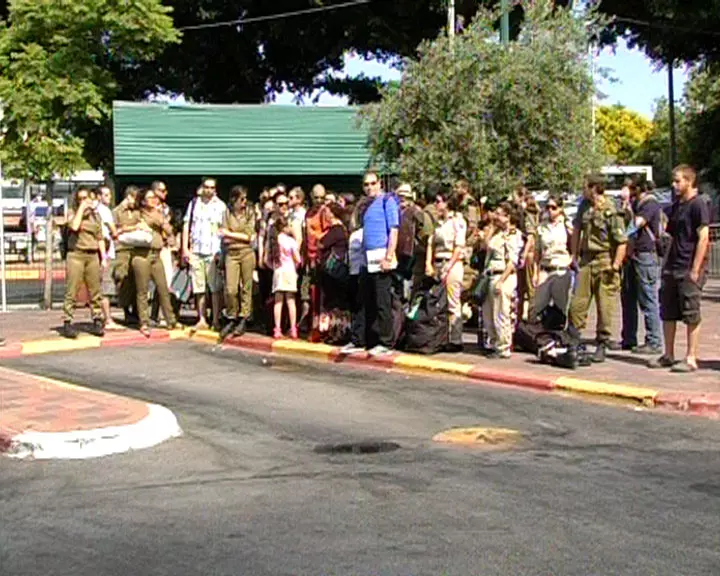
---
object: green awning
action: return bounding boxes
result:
[113,101,372,176]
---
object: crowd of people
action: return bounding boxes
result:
[60,165,712,372]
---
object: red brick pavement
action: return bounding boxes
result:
[0,367,148,437]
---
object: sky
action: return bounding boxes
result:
[274,39,688,119]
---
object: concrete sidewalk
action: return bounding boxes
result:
[0,366,181,459]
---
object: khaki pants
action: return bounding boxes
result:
[225,250,256,319]
[113,249,136,309]
[435,260,464,345]
[517,263,536,321]
[64,251,102,322]
[482,273,517,354]
[568,255,620,343]
[132,248,176,327]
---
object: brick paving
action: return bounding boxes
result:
[0,367,148,436]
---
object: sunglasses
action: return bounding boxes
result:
[277,201,289,207]
[435,197,446,204]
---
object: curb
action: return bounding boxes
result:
[182,332,719,418]
[3,403,182,460]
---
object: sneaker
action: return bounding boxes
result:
[219,321,236,342]
[193,318,210,332]
[368,345,393,357]
[632,344,662,356]
[273,327,283,340]
[233,318,247,338]
[340,343,365,355]
[648,355,676,369]
[62,321,78,339]
[92,318,105,338]
[592,343,607,363]
[486,350,511,360]
[670,360,698,373]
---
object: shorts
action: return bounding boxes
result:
[273,267,298,294]
[660,272,704,325]
[102,262,117,297]
[191,253,223,294]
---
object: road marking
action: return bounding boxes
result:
[432,427,522,448]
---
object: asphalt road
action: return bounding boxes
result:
[1,343,720,576]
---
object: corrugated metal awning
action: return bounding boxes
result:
[113,101,372,176]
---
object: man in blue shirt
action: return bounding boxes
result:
[341,171,400,357]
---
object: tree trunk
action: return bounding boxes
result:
[42,180,54,310]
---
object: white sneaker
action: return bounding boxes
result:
[340,343,365,355]
[368,345,393,357]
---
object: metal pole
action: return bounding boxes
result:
[500,0,510,46]
[448,0,455,47]
[0,162,7,313]
[668,59,678,171]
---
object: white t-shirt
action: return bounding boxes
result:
[349,229,365,275]
[97,203,115,259]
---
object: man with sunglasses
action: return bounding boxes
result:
[341,171,399,357]
[182,177,227,331]
[300,184,328,338]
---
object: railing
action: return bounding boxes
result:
[710,223,720,278]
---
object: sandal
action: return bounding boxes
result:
[139,325,151,339]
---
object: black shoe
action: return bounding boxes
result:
[92,319,105,337]
[0,337,5,347]
[233,318,247,337]
[592,343,607,363]
[63,321,78,339]
[219,321,236,342]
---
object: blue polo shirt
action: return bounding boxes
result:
[362,194,400,251]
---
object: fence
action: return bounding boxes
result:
[710,224,720,278]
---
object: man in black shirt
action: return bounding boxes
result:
[650,165,711,373]
[621,181,663,354]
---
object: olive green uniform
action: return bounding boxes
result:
[112,202,140,309]
[517,203,539,321]
[223,208,256,320]
[568,196,627,343]
[63,210,103,322]
[132,210,176,328]
[459,195,481,295]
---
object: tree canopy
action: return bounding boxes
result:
[0,0,178,181]
[595,105,653,165]
[362,0,600,200]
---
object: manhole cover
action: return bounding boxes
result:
[432,427,522,448]
[313,441,401,455]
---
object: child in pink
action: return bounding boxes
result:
[270,216,302,339]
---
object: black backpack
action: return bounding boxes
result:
[403,280,449,355]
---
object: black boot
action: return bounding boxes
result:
[233,317,247,337]
[92,318,105,337]
[62,321,78,339]
[592,342,607,363]
[219,320,236,341]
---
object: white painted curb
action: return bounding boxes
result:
[6,403,182,460]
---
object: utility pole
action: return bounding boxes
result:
[500,0,510,46]
[668,58,678,171]
[447,0,455,48]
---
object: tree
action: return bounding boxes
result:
[361,0,602,200]
[595,104,653,165]
[597,1,720,64]
[0,0,178,308]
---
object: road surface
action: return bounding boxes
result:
[1,343,719,576]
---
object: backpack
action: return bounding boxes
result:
[403,280,449,355]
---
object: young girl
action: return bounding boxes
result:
[270,216,302,339]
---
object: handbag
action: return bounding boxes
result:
[170,267,193,303]
[473,274,491,306]
[117,229,153,248]
[324,251,350,283]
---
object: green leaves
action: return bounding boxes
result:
[0,0,178,180]
[361,0,602,201]
[596,105,653,165]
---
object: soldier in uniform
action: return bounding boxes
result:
[512,185,539,321]
[568,176,628,363]
[112,186,141,322]
[453,179,482,296]
[219,185,257,341]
